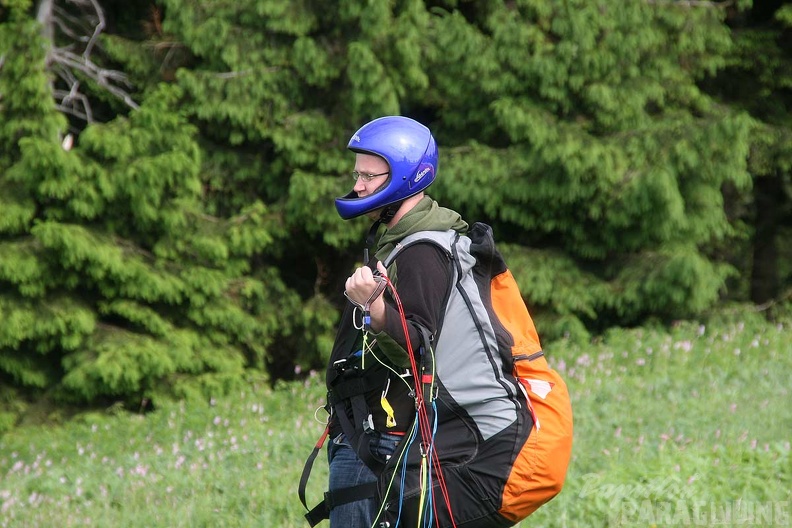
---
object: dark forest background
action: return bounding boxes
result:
[1,0,790,423]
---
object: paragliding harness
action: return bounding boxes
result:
[299,222,573,527]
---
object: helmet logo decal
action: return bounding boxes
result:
[414,167,432,183]
[351,134,361,143]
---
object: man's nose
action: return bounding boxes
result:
[353,179,367,193]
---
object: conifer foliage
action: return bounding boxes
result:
[699,1,792,306]
[1,0,789,416]
[425,1,755,337]
[1,1,304,415]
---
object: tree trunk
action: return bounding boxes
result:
[750,171,783,304]
[35,0,53,32]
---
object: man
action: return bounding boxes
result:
[311,116,565,528]
[326,115,468,527]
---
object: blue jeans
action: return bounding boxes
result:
[327,433,402,528]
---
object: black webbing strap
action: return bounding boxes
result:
[417,326,436,403]
[299,388,388,526]
[364,219,384,261]
[327,367,390,475]
[299,425,380,527]
[304,503,329,527]
[332,395,388,474]
[301,340,396,525]
[304,481,379,527]
[299,424,330,514]
[297,425,377,527]
[327,367,388,404]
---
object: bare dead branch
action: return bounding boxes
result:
[53,86,93,122]
[754,288,792,312]
[52,60,78,85]
[50,43,139,120]
[160,45,178,74]
[36,0,54,33]
[645,0,735,6]
[82,0,105,59]
[52,47,129,84]
[39,0,139,124]
[216,70,253,79]
[55,101,91,122]
[52,5,92,41]
[151,41,189,76]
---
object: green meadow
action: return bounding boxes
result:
[2,309,790,527]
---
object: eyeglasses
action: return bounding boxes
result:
[352,170,389,182]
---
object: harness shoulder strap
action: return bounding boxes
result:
[382,229,456,268]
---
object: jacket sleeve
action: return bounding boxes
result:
[376,243,451,367]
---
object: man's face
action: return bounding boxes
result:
[353,153,390,219]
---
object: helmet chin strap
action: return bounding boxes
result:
[378,200,402,225]
[363,201,403,263]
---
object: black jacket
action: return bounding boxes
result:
[326,242,452,437]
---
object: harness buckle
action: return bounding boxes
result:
[362,413,375,434]
[332,358,348,373]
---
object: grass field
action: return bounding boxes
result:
[1,308,790,527]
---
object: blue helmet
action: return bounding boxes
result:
[335,116,438,220]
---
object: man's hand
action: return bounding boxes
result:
[345,261,387,307]
[344,261,388,331]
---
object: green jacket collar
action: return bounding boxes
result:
[374,196,468,261]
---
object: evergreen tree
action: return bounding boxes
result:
[2,0,784,416]
[0,1,303,417]
[146,0,757,347]
[421,0,754,338]
[700,1,792,307]
[137,0,436,376]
